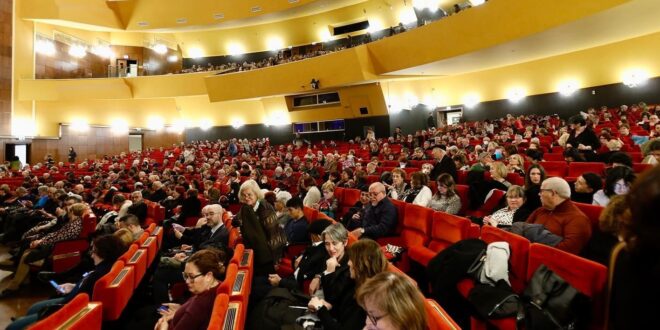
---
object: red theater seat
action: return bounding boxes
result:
[29,294,102,330]
[408,212,471,266]
[479,226,531,293]
[538,161,567,177]
[568,162,605,177]
[208,294,230,330]
[93,261,135,321]
[574,202,604,231]
[217,263,238,296]
[424,299,461,330]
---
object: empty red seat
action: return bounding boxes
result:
[377,203,432,249]
[455,184,470,215]
[539,161,567,177]
[568,162,605,177]
[574,202,604,231]
[140,235,158,266]
[408,212,472,266]
[480,226,530,293]
[217,263,238,296]
[124,244,148,289]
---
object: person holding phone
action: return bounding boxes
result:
[6,234,127,330]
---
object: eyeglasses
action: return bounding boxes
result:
[539,188,554,194]
[367,312,388,326]
[182,272,204,282]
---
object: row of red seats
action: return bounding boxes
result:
[208,244,254,329]
[31,223,163,328]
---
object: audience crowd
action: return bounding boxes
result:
[0,100,658,329]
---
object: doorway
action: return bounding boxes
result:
[129,134,143,152]
[5,143,31,166]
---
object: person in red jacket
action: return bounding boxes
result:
[527,177,592,254]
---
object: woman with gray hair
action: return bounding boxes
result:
[234,179,287,276]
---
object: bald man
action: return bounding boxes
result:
[527,177,591,254]
[350,182,398,240]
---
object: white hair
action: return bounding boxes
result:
[542,177,571,199]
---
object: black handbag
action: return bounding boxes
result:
[468,280,520,319]
[517,265,591,330]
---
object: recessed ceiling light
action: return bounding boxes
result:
[251,6,262,13]
[176,18,187,24]
[137,21,149,27]
[213,13,225,20]
[288,0,300,3]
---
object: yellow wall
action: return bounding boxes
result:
[380,31,660,109]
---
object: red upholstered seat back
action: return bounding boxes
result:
[574,202,604,231]
[217,263,238,296]
[527,244,608,328]
[399,203,433,248]
[539,161,567,177]
[481,225,530,293]
[208,294,230,330]
[427,212,471,253]
[92,260,134,321]
[29,294,103,330]
[568,162,605,177]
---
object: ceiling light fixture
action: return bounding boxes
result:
[506,87,526,103]
[462,93,480,108]
[167,55,178,62]
[153,44,167,54]
[35,39,56,56]
[622,69,649,88]
[557,80,579,96]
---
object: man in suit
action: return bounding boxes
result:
[152,204,229,304]
[430,147,458,182]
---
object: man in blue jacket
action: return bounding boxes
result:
[350,182,398,240]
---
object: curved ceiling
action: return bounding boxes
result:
[21,0,370,32]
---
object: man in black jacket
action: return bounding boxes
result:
[430,147,458,182]
[127,190,148,225]
[350,183,398,240]
[267,219,332,290]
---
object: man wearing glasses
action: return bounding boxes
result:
[350,183,397,240]
[527,177,591,254]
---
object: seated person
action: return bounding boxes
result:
[153,205,229,305]
[306,238,388,330]
[582,195,627,266]
[154,249,227,330]
[116,214,145,241]
[349,183,398,240]
[593,166,636,206]
[316,181,338,219]
[399,172,433,207]
[341,186,370,230]
[527,177,592,254]
[571,172,602,204]
[6,234,127,329]
[266,219,333,291]
[484,185,527,228]
[428,173,462,215]
[356,271,427,330]
[284,197,310,245]
[127,191,148,225]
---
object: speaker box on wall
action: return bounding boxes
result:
[359,107,369,115]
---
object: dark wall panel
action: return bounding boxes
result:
[461,77,660,122]
[185,115,391,144]
[389,106,434,136]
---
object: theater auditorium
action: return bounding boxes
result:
[0,0,658,329]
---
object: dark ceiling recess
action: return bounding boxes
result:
[333,20,369,35]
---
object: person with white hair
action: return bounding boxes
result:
[234,180,287,276]
[526,177,592,254]
[274,190,293,227]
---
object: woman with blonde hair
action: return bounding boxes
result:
[489,161,512,191]
[507,154,525,176]
[307,238,388,330]
[356,271,427,330]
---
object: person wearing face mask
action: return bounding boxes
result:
[356,271,427,330]
[592,166,636,206]
[6,235,127,329]
[307,237,388,330]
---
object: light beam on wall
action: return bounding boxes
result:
[557,80,579,96]
[506,87,526,103]
[622,69,649,88]
[462,93,480,108]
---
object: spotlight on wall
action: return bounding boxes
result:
[557,80,579,96]
[188,47,203,59]
[68,45,87,58]
[231,119,245,129]
[199,119,213,130]
[167,55,179,62]
[506,87,526,103]
[147,116,165,130]
[91,45,113,58]
[110,119,128,135]
[70,119,90,132]
[153,44,168,55]
[462,93,480,108]
[622,69,649,88]
[35,39,56,56]
[470,0,486,6]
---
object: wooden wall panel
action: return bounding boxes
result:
[0,0,12,136]
[35,39,110,79]
[29,126,184,164]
